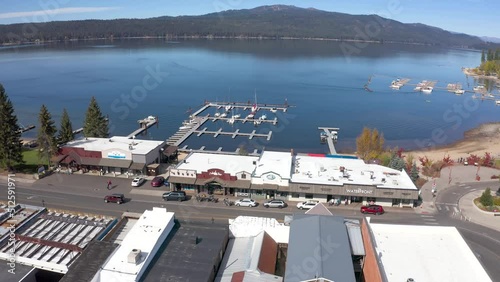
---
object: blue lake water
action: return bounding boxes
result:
[0,39,498,153]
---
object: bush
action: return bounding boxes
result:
[479,188,494,207]
[494,197,500,206]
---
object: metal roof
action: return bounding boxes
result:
[345,219,365,256]
[284,215,356,282]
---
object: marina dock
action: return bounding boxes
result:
[193,128,272,140]
[17,125,36,134]
[166,116,209,146]
[318,127,339,155]
[127,116,158,138]
[208,116,278,125]
[390,78,411,90]
[206,101,290,113]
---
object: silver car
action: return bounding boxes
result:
[131,177,146,187]
[235,198,257,207]
[264,200,287,208]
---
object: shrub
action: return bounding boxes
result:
[479,188,494,207]
[467,154,481,165]
[491,175,499,179]
[494,197,500,206]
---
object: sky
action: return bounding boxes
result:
[0,0,499,38]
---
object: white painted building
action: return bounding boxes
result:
[369,223,492,282]
[251,151,293,198]
[91,207,175,282]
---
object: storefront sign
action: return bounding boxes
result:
[345,188,373,195]
[107,151,126,159]
[299,186,310,190]
[209,170,222,176]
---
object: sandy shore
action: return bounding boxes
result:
[409,122,500,163]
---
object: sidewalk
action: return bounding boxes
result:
[418,164,500,223]
[459,190,500,233]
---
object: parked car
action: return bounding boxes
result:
[235,198,257,207]
[360,204,385,215]
[131,177,146,187]
[150,176,165,187]
[263,199,287,209]
[296,200,319,210]
[162,191,187,202]
[104,194,125,204]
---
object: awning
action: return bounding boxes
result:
[167,176,196,185]
[80,157,101,166]
[51,154,68,164]
[162,145,178,157]
[129,162,146,170]
[250,183,288,191]
[99,158,132,168]
[195,177,251,189]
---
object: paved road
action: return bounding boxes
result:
[2,174,500,280]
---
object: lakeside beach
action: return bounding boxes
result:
[409,122,500,163]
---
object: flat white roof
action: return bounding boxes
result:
[97,208,175,281]
[63,136,164,155]
[370,223,492,282]
[253,151,292,179]
[291,155,417,190]
[229,216,289,243]
[178,152,259,174]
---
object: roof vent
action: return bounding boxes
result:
[127,249,141,264]
[407,279,415,282]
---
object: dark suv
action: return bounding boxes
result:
[162,191,187,201]
[104,194,125,204]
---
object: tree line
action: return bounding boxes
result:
[0,84,108,170]
[479,48,500,77]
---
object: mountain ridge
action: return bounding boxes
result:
[0,5,486,47]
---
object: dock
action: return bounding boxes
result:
[206,101,290,113]
[390,78,411,90]
[208,116,278,125]
[127,116,158,138]
[166,116,209,146]
[17,125,36,134]
[193,128,272,141]
[73,128,83,135]
[318,127,339,155]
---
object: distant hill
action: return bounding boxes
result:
[481,36,500,44]
[0,5,485,47]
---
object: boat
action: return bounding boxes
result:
[259,114,267,121]
[496,100,500,106]
[422,87,433,94]
[214,112,221,117]
[473,85,485,92]
[270,107,277,113]
[220,112,227,118]
[320,132,328,143]
[487,93,495,98]
[425,100,431,103]
[225,105,232,111]
[147,115,156,121]
[454,89,465,95]
[414,86,422,91]
[246,113,255,119]
[228,118,235,124]
[253,119,262,126]
[232,114,241,119]
[179,124,192,130]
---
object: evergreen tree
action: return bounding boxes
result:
[0,84,23,169]
[486,49,493,61]
[388,152,405,171]
[83,96,109,138]
[410,161,419,182]
[479,188,493,207]
[58,108,74,144]
[481,50,485,63]
[495,48,500,61]
[37,105,57,167]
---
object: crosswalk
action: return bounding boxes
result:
[420,214,439,225]
[435,203,460,213]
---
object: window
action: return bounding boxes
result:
[291,193,300,198]
[305,193,313,199]
[241,174,246,179]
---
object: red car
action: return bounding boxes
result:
[150,176,165,187]
[360,205,384,215]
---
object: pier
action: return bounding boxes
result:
[126,116,158,138]
[17,125,36,134]
[205,101,290,113]
[390,78,411,90]
[208,116,278,125]
[318,127,339,155]
[166,116,209,146]
[193,128,272,141]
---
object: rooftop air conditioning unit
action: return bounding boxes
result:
[127,249,141,264]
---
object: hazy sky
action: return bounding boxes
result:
[0,0,498,38]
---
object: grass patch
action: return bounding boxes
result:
[14,149,48,174]
[496,159,500,169]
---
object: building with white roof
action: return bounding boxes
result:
[169,152,259,196]
[289,154,418,207]
[56,136,165,176]
[251,151,293,198]
[368,223,492,282]
[91,207,175,282]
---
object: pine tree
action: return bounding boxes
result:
[58,108,74,144]
[481,50,485,63]
[83,96,109,138]
[487,49,493,61]
[388,152,405,171]
[37,105,57,167]
[0,84,24,169]
[410,161,419,182]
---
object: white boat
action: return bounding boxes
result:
[147,115,156,121]
[473,85,485,92]
[496,100,500,106]
[227,118,235,124]
[454,89,465,95]
[220,112,227,118]
[422,87,433,94]
[487,93,495,98]
[214,112,221,117]
[246,113,255,119]
[225,105,232,111]
[270,107,277,113]
[259,114,267,121]
[414,86,422,91]
[232,114,241,119]
[179,125,192,130]
[253,119,262,126]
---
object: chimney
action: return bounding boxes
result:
[127,249,141,264]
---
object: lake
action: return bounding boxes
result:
[1,39,498,153]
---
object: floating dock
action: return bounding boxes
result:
[390,78,411,90]
[193,128,272,141]
[17,125,36,134]
[208,116,278,125]
[127,116,158,138]
[166,116,209,146]
[318,127,339,155]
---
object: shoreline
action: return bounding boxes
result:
[463,67,500,84]
[408,122,500,163]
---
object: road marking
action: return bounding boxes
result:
[453,207,459,213]
[420,215,434,218]
[435,202,458,206]
[425,222,439,225]
[458,183,465,187]
[422,218,437,221]
[19,192,66,200]
[445,206,449,211]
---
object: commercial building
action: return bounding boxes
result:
[168,151,418,207]
[56,136,165,176]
